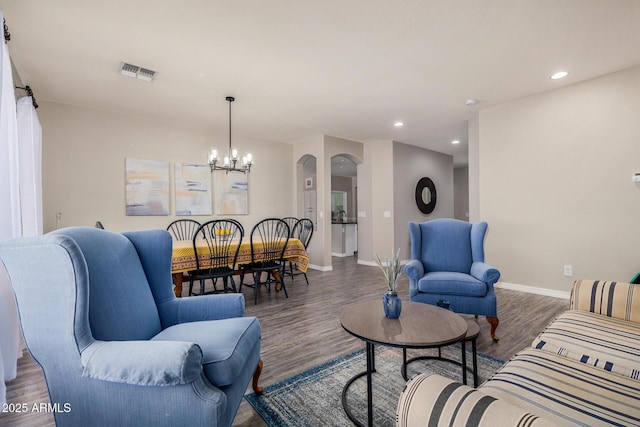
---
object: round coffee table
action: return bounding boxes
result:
[340,300,468,427]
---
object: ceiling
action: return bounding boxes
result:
[2,1,640,167]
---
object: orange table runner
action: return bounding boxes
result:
[171,237,309,274]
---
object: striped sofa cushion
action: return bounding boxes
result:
[481,348,640,426]
[532,310,640,379]
[396,373,558,427]
[570,279,640,323]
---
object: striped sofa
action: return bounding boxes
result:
[396,279,640,426]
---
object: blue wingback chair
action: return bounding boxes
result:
[404,219,501,341]
[0,227,262,426]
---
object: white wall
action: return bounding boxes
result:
[479,65,640,292]
[356,141,394,264]
[38,101,293,233]
[292,134,325,268]
[393,141,454,260]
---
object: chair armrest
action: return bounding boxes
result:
[81,340,203,386]
[404,259,424,281]
[397,374,556,427]
[159,293,246,327]
[470,261,500,284]
[570,279,640,323]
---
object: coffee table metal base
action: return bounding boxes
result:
[341,342,376,427]
[341,340,471,427]
[402,321,479,387]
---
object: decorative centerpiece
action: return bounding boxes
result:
[215,228,231,241]
[375,249,402,319]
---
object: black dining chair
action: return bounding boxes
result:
[287,218,314,285]
[189,219,243,296]
[282,217,298,236]
[281,217,298,280]
[167,219,201,241]
[95,221,105,229]
[240,218,290,305]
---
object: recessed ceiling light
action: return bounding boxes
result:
[394,121,404,127]
[465,99,477,106]
[451,140,460,144]
[550,71,568,80]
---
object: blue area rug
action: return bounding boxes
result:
[245,345,504,427]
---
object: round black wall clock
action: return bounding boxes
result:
[415,177,437,214]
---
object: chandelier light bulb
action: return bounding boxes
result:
[209,148,218,163]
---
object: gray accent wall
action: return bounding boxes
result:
[392,141,454,260]
[454,166,469,221]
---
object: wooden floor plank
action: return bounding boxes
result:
[1,256,568,427]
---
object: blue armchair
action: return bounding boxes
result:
[404,219,501,341]
[0,227,262,426]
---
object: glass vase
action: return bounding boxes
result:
[383,292,402,319]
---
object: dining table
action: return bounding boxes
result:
[171,237,310,297]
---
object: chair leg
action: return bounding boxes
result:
[188,277,194,296]
[229,276,237,293]
[253,271,260,305]
[279,267,288,298]
[252,359,264,394]
[239,269,245,292]
[487,316,499,342]
[303,272,309,286]
[200,279,205,295]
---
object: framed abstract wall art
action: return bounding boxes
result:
[214,171,248,215]
[174,163,212,215]
[125,158,170,216]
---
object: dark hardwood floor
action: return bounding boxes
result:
[1,256,569,427]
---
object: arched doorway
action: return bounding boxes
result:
[331,154,358,258]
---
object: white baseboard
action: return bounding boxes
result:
[357,259,409,267]
[332,252,357,258]
[309,264,332,272]
[496,281,570,300]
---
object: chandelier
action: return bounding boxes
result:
[208,96,253,173]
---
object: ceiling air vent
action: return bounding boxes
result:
[120,62,157,82]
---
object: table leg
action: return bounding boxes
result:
[472,337,478,387]
[172,273,183,298]
[402,348,408,380]
[461,340,467,385]
[365,342,374,427]
[341,342,376,427]
[271,270,281,292]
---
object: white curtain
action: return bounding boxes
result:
[16,96,43,237]
[0,8,43,404]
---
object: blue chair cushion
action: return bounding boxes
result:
[417,272,488,297]
[152,316,261,387]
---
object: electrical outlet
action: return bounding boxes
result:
[563,265,573,277]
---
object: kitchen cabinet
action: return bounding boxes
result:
[331,223,357,256]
